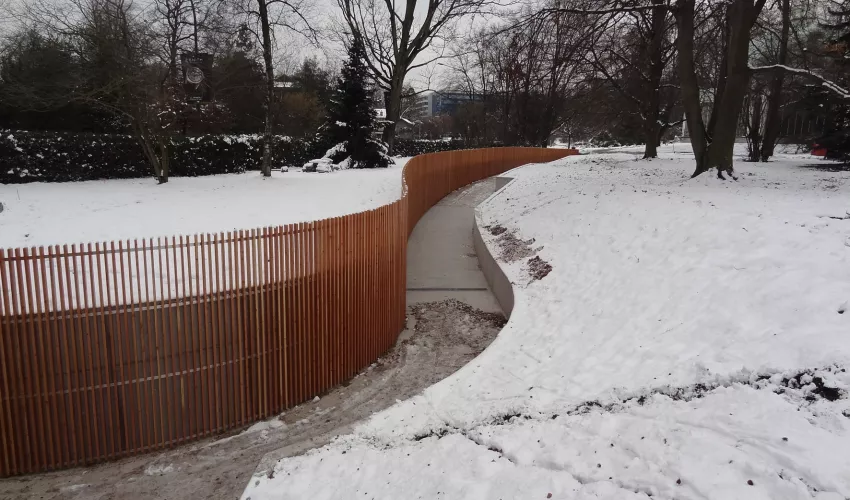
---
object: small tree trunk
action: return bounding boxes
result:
[134,121,169,184]
[747,91,763,161]
[258,0,275,177]
[759,0,790,161]
[157,136,170,184]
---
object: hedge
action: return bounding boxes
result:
[0,131,478,184]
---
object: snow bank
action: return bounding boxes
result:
[242,147,850,499]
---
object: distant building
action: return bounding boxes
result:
[415,91,481,118]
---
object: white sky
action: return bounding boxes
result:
[0,0,525,90]
[279,0,523,90]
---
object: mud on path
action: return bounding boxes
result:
[0,299,504,500]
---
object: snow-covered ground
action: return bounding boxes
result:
[0,159,408,249]
[243,144,850,500]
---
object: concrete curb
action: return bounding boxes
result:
[472,176,515,318]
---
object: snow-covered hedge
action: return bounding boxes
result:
[0,131,324,184]
[392,139,468,157]
[0,131,479,184]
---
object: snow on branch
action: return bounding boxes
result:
[749,64,850,99]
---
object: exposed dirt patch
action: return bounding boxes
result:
[0,300,504,500]
[487,224,508,236]
[492,229,536,262]
[405,366,849,443]
[527,256,552,281]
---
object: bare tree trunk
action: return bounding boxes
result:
[759,0,790,161]
[680,0,765,178]
[703,1,762,178]
[382,69,405,155]
[643,0,666,159]
[258,0,274,177]
[675,0,709,174]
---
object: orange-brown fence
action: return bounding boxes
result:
[0,147,576,476]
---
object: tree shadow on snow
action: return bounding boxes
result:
[795,161,850,173]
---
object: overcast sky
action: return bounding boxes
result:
[280,0,523,90]
[0,0,525,90]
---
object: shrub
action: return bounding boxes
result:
[0,130,325,184]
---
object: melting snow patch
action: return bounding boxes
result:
[144,463,175,476]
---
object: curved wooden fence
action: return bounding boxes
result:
[0,147,575,476]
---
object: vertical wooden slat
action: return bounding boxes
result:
[10,249,32,472]
[140,239,157,451]
[45,246,68,466]
[277,227,285,411]
[346,215,353,379]
[306,222,315,397]
[284,224,293,408]
[164,237,178,444]
[227,231,238,428]
[157,237,172,446]
[92,242,112,459]
[131,239,144,453]
[248,229,257,421]
[255,229,264,418]
[81,244,103,463]
[108,241,127,457]
[296,221,302,402]
[199,233,211,436]
[147,238,161,450]
[20,248,46,470]
[31,247,56,468]
[273,227,281,413]
[237,230,247,426]
[320,219,328,391]
[191,234,203,437]
[178,235,190,439]
[117,241,132,455]
[0,249,16,475]
[212,233,223,433]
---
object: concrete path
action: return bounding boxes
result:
[406,178,501,314]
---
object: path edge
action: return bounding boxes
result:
[472,175,516,318]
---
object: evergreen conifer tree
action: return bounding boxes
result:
[319,41,391,169]
[815,2,850,163]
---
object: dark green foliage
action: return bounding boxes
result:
[0,30,117,132]
[318,42,391,168]
[0,131,324,184]
[814,2,850,163]
[392,139,469,156]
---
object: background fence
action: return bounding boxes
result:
[0,147,575,476]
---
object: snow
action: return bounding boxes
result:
[242,144,850,499]
[144,463,175,476]
[0,159,406,249]
[749,64,850,99]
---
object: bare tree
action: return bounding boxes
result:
[335,0,496,154]
[240,0,316,176]
[758,0,790,160]
[18,0,184,182]
[584,0,678,157]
